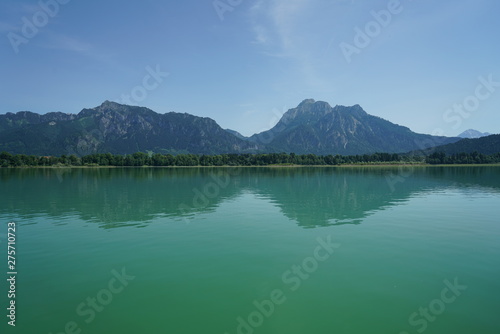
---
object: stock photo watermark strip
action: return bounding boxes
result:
[5,222,17,327]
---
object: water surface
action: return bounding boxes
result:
[0,167,499,333]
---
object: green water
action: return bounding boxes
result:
[0,167,499,334]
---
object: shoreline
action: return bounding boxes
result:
[2,163,500,169]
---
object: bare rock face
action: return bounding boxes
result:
[249,99,460,155]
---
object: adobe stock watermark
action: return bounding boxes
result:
[398,277,467,334]
[385,164,416,192]
[223,235,340,334]
[385,73,499,192]
[7,0,71,54]
[118,65,169,105]
[213,0,243,21]
[442,74,500,130]
[178,168,239,224]
[48,267,135,334]
[340,0,412,64]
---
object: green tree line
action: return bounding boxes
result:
[0,151,499,168]
[425,151,500,165]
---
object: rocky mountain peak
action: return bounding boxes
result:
[297,98,316,106]
[93,100,132,113]
[458,129,491,139]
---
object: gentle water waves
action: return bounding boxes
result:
[1,167,499,334]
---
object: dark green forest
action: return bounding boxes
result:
[1,151,500,167]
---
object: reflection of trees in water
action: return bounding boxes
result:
[1,167,499,229]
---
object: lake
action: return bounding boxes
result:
[1,166,499,334]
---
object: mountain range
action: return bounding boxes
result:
[0,99,488,156]
[0,101,260,156]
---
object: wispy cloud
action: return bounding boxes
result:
[252,24,269,45]
[269,0,308,50]
[36,31,125,72]
[248,0,335,90]
[41,32,93,53]
[249,0,308,51]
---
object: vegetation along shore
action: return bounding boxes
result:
[1,151,500,168]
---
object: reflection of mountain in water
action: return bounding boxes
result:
[0,168,244,228]
[1,167,499,229]
[243,168,428,228]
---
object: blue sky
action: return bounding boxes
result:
[1,0,499,137]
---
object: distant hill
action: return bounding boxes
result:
[458,129,491,139]
[248,99,460,155]
[418,134,500,155]
[0,101,260,156]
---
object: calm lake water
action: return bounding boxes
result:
[1,167,499,334]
